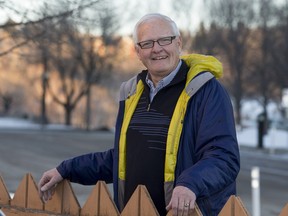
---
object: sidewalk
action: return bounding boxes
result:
[239,145,288,161]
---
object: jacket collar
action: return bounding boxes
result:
[138,60,189,88]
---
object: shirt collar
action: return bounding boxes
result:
[145,60,182,90]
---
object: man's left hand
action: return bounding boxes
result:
[166,186,196,216]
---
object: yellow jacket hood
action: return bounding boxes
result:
[181,54,223,80]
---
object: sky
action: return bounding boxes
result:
[0,0,205,35]
[2,0,287,36]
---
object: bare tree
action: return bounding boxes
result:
[14,2,79,125]
[78,7,121,130]
[0,91,12,114]
[192,22,223,55]
[2,0,120,127]
[0,0,101,57]
[204,0,255,126]
[40,1,121,126]
[269,1,288,105]
[43,17,89,126]
[256,0,276,140]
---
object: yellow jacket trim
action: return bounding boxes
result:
[165,54,223,182]
[164,90,190,181]
[118,80,144,180]
[118,54,223,182]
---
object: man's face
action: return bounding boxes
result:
[135,19,182,80]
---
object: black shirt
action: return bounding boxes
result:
[124,63,188,216]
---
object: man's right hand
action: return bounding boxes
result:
[38,168,63,202]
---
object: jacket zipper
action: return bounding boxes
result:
[147,103,151,111]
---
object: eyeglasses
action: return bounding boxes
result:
[137,36,176,49]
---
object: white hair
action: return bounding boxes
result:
[132,13,180,43]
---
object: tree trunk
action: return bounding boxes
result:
[65,105,72,126]
[41,64,48,125]
[85,86,91,131]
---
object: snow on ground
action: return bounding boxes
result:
[236,126,288,149]
[0,117,39,128]
[0,117,73,130]
[0,116,288,151]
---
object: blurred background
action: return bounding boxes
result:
[0,0,287,131]
[0,0,288,215]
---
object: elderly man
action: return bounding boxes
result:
[38,13,240,216]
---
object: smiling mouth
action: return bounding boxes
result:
[152,56,168,60]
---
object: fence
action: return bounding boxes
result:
[0,173,287,216]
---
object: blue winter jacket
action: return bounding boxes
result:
[57,54,240,215]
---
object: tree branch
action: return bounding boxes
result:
[0,0,100,29]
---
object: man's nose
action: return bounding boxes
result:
[152,42,163,51]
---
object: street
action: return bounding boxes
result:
[0,129,287,216]
[237,147,288,215]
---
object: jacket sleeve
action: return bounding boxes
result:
[176,78,240,198]
[56,148,114,185]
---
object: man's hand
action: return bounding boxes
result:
[38,168,63,202]
[166,186,196,216]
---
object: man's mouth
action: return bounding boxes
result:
[152,56,168,60]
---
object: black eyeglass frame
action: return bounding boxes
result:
[137,36,177,49]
